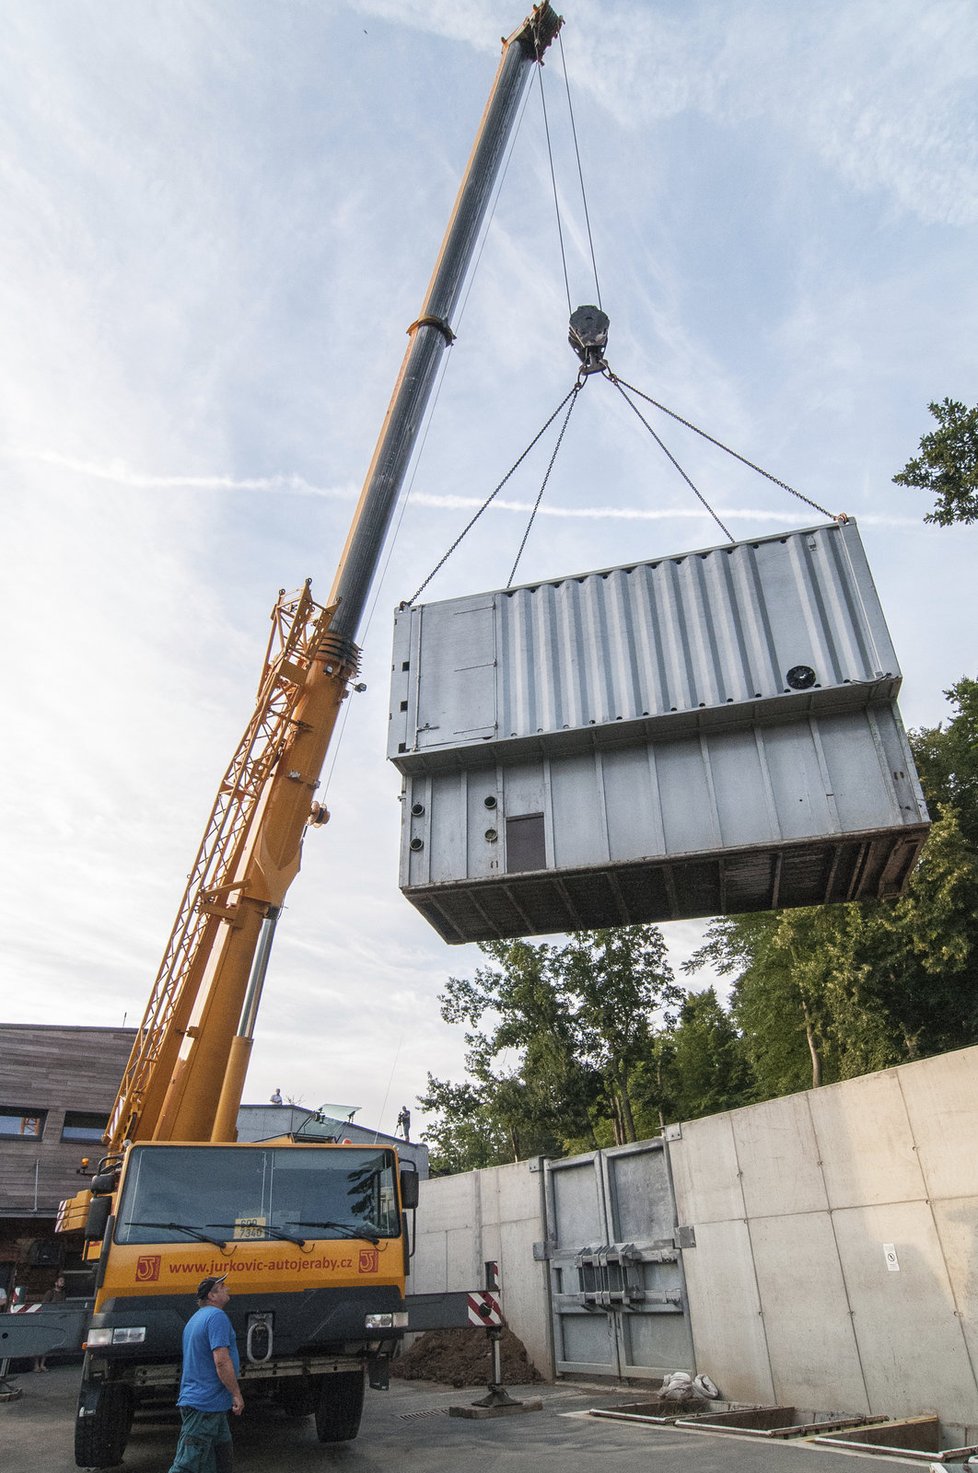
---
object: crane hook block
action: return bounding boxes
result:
[568,305,609,373]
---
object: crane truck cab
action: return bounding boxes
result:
[66,1138,419,1466]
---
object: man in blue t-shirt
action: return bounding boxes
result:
[168,1274,243,1473]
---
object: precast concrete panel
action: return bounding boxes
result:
[418,1172,479,1233]
[748,1213,869,1412]
[668,1115,745,1226]
[732,1093,828,1219]
[809,1070,925,1209]
[898,1046,978,1202]
[931,1198,978,1390]
[410,1228,449,1291]
[492,1158,541,1223]
[831,1201,978,1421]
[412,1164,551,1376]
[679,1217,776,1404]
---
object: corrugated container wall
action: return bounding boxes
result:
[388,522,930,943]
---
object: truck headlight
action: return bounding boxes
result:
[364,1312,408,1330]
[112,1327,146,1344]
[86,1329,113,1347]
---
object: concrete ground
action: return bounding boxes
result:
[1,1363,925,1473]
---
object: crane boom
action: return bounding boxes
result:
[101,3,563,1154]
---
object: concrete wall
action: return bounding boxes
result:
[411,1160,552,1378]
[668,1043,978,1443]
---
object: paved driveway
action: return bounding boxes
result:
[1,1364,910,1473]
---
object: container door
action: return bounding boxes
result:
[414,599,496,751]
[544,1139,693,1380]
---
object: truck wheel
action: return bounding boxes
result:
[279,1374,324,1417]
[314,1369,365,1443]
[74,1381,134,1468]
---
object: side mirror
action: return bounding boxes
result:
[399,1167,420,1211]
[85,1194,112,1242]
[90,1170,119,1195]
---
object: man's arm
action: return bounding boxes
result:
[212,1346,244,1415]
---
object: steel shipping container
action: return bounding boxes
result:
[389,520,900,772]
[388,522,929,943]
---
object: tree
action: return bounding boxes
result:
[419,926,681,1170]
[911,678,978,845]
[893,399,978,525]
[649,987,754,1123]
[421,939,601,1172]
[561,928,682,1144]
[416,1077,510,1176]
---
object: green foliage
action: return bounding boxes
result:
[415,1076,509,1177]
[893,398,978,525]
[561,928,683,1143]
[911,678,978,845]
[651,987,754,1121]
[419,926,682,1172]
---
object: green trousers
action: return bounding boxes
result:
[168,1406,233,1473]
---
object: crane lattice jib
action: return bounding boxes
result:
[105,585,356,1153]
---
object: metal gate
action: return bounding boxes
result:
[541,1138,693,1380]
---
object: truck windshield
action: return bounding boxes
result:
[115,1145,400,1246]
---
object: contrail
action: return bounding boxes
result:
[9,450,919,528]
[411,492,919,529]
[7,449,356,500]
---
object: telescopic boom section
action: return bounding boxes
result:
[101,4,563,1155]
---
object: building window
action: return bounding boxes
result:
[61,1111,109,1144]
[0,1107,47,1139]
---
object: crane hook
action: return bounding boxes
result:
[568,304,609,374]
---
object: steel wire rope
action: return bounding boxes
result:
[538,65,572,315]
[407,377,582,606]
[606,369,839,522]
[557,29,602,310]
[608,375,736,543]
[507,384,581,586]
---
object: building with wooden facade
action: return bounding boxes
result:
[0,1023,137,1302]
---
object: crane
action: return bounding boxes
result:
[51,9,563,1466]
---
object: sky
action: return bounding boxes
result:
[2,0,977,1143]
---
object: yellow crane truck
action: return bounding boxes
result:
[48,7,562,1464]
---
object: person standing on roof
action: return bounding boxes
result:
[168,1274,244,1473]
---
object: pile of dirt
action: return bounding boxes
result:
[392,1326,543,1388]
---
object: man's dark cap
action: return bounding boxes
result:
[196,1274,228,1300]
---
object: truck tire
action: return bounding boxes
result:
[314,1369,364,1443]
[279,1373,324,1417]
[74,1381,134,1469]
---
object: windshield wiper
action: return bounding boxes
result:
[126,1221,228,1249]
[206,1222,307,1248]
[286,1220,381,1245]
